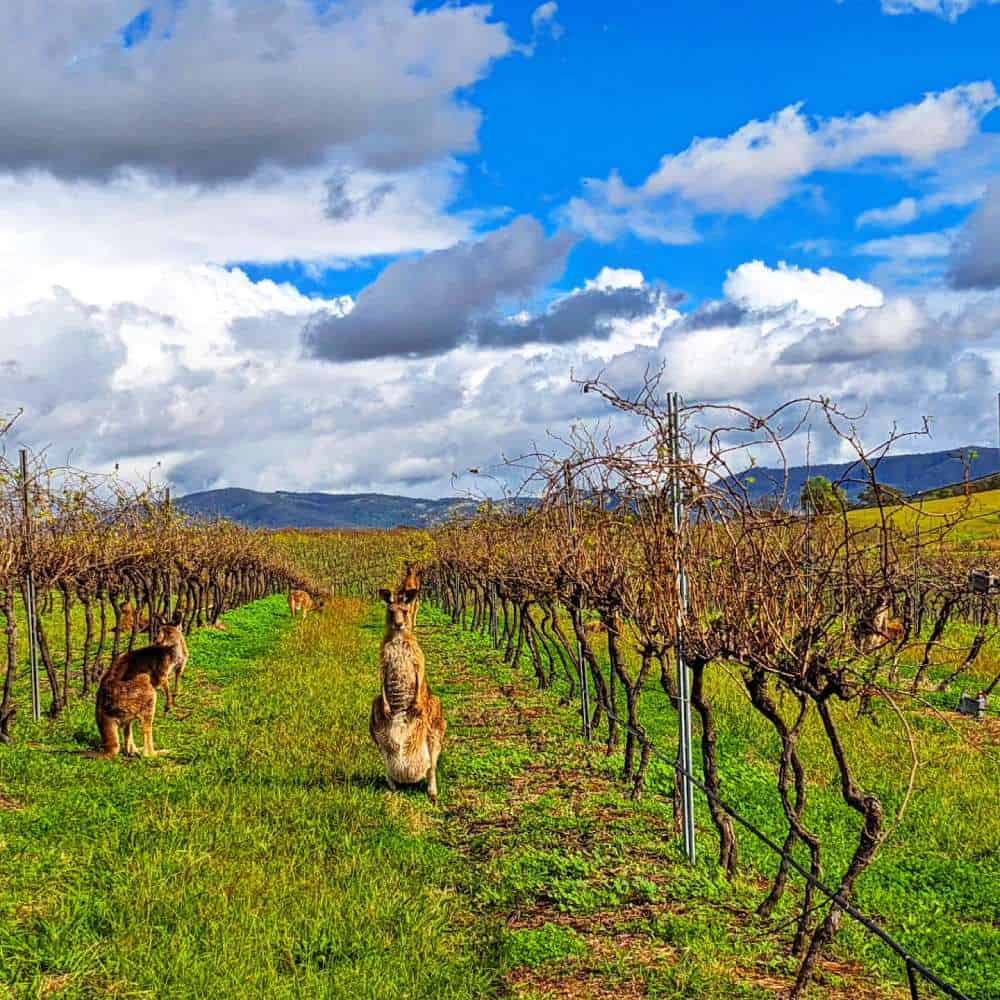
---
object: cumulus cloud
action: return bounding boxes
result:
[723,260,883,320]
[596,261,1000,464]
[946,351,992,391]
[0,163,477,311]
[950,182,1000,288]
[881,0,999,21]
[0,163,476,319]
[0,1,513,183]
[779,297,927,363]
[302,217,578,361]
[1,290,127,419]
[7,252,1000,497]
[567,83,999,242]
[856,185,986,229]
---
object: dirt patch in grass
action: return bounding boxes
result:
[507,965,649,999]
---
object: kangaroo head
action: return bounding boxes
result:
[155,623,184,648]
[380,587,417,633]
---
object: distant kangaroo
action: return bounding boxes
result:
[289,589,324,618]
[398,562,423,629]
[369,587,446,802]
[118,601,152,634]
[94,622,187,758]
[118,601,135,633]
[855,597,904,653]
[161,615,189,712]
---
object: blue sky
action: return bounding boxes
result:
[245,0,1000,304]
[1,0,999,495]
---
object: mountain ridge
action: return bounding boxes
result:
[177,446,1000,529]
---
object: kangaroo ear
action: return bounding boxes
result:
[403,588,418,603]
[171,610,183,626]
[378,588,393,603]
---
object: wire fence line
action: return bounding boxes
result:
[596,703,971,1000]
[424,589,974,1000]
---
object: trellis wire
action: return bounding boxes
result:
[597,701,972,1000]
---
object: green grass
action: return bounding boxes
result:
[3,594,997,999]
[427,603,999,999]
[0,596,499,1000]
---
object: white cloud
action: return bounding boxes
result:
[793,238,840,258]
[585,267,647,291]
[946,352,992,391]
[568,83,999,242]
[7,253,1000,496]
[779,297,928,363]
[881,0,999,21]
[857,198,921,228]
[0,164,471,315]
[854,230,956,259]
[723,261,884,321]
[531,2,564,39]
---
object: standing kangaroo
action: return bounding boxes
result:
[94,623,187,758]
[369,587,446,802]
[161,617,189,712]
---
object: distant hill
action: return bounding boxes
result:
[177,488,477,529]
[178,447,1000,528]
[734,446,1000,506]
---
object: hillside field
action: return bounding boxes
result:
[849,487,1000,541]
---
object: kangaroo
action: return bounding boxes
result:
[877,606,905,644]
[118,601,135,633]
[118,601,151,635]
[369,587,446,802]
[94,623,187,758]
[855,597,904,653]
[161,616,189,712]
[289,589,323,618]
[398,562,423,629]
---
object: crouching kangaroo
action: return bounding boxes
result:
[95,622,187,758]
[289,589,324,619]
[369,587,446,802]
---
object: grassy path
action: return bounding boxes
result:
[2,596,992,998]
[0,596,495,999]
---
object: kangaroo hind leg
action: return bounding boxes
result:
[97,714,121,758]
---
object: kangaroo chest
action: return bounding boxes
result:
[381,638,418,712]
